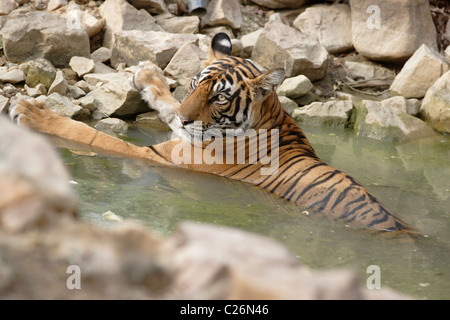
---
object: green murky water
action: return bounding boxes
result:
[59,123,450,300]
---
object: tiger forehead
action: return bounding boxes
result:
[195,57,261,84]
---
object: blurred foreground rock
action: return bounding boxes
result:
[0,115,413,300]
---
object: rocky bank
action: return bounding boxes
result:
[1,0,449,299]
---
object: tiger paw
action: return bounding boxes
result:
[9,97,63,133]
[133,61,179,124]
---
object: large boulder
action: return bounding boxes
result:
[390,44,449,99]
[201,0,242,30]
[99,0,163,49]
[252,19,328,80]
[420,70,450,134]
[111,30,198,69]
[293,4,353,54]
[164,43,207,88]
[0,10,90,67]
[292,100,353,128]
[354,99,435,142]
[350,0,437,62]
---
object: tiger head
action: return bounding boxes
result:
[178,33,285,138]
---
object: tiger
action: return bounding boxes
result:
[9,33,417,235]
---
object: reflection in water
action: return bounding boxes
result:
[59,123,450,299]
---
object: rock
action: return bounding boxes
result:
[344,61,396,81]
[276,75,313,99]
[95,118,129,134]
[135,111,171,130]
[248,0,307,9]
[202,0,242,30]
[252,19,328,80]
[69,56,96,77]
[74,80,90,94]
[99,0,163,49]
[83,72,128,87]
[1,84,19,98]
[36,93,86,119]
[231,39,243,57]
[77,95,96,111]
[84,78,149,118]
[420,70,450,134]
[111,30,198,69]
[241,29,262,58]
[293,4,353,54]
[67,85,86,99]
[0,10,90,67]
[292,100,353,128]
[93,62,117,74]
[47,0,68,12]
[390,44,449,99]
[0,96,9,113]
[278,96,298,114]
[47,70,68,96]
[0,115,77,232]
[0,0,18,15]
[381,96,421,117]
[57,2,103,37]
[164,43,207,87]
[23,58,57,90]
[354,99,435,142]
[91,47,112,63]
[157,16,200,34]
[24,84,47,98]
[0,67,26,84]
[80,10,103,38]
[127,0,167,14]
[350,0,437,62]
[445,46,450,64]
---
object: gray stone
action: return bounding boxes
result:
[276,75,313,99]
[36,93,86,119]
[77,95,96,111]
[381,96,421,117]
[354,99,435,142]
[83,72,129,87]
[420,70,450,134]
[47,70,68,96]
[91,47,112,63]
[94,118,129,134]
[202,0,242,30]
[24,84,47,98]
[67,85,86,99]
[293,4,352,54]
[252,19,328,80]
[390,44,449,99]
[292,100,353,128]
[241,29,262,58]
[74,80,90,93]
[111,30,198,69]
[343,60,396,81]
[84,79,149,118]
[445,46,450,64]
[278,96,298,114]
[127,0,167,14]
[47,0,68,12]
[69,56,96,77]
[350,0,437,62]
[99,0,163,49]
[0,10,90,67]
[157,16,199,34]
[23,59,57,90]
[0,0,17,15]
[164,43,207,87]
[0,67,26,83]
[0,96,9,113]
[93,62,117,74]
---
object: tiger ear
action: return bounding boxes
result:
[248,69,285,102]
[204,33,232,66]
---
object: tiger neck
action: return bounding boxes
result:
[251,93,318,158]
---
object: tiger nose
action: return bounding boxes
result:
[179,115,193,126]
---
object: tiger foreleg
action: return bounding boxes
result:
[9,98,175,166]
[133,61,183,136]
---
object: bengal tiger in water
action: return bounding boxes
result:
[9,33,417,234]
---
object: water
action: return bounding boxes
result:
[59,123,450,300]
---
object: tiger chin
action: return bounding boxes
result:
[9,33,419,236]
